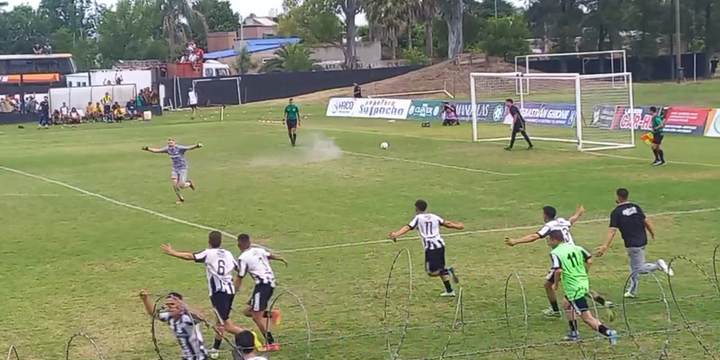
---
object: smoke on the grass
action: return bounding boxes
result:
[249,132,342,166]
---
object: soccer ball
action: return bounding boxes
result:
[380,142,389,149]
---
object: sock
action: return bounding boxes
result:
[266,332,275,344]
[658,150,664,161]
[549,300,560,313]
[213,339,222,350]
[652,149,659,160]
[173,186,183,201]
[569,320,578,333]
[292,133,297,144]
[288,132,293,143]
[443,280,453,293]
[598,324,610,336]
[184,182,191,188]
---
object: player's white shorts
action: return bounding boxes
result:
[545,268,556,282]
[171,169,188,183]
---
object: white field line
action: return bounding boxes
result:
[0,165,274,252]
[280,207,720,253]
[583,151,720,169]
[342,151,518,176]
[0,193,87,197]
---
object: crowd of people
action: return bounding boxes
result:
[181,42,205,71]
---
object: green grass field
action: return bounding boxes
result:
[1,81,720,360]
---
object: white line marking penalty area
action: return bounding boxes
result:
[280,207,720,253]
[342,151,518,176]
[0,165,275,252]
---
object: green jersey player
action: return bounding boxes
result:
[547,230,618,344]
[283,98,300,147]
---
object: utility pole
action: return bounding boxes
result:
[675,0,683,82]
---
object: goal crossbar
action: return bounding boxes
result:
[469,71,635,152]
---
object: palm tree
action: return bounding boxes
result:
[417,0,437,58]
[365,0,405,59]
[260,43,322,73]
[158,0,207,52]
[235,47,257,74]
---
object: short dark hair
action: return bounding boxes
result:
[548,230,564,242]
[543,206,557,219]
[616,188,629,200]
[208,231,222,248]
[649,106,657,113]
[235,330,256,354]
[506,98,514,104]
[415,199,428,212]
[167,292,183,300]
[238,233,250,243]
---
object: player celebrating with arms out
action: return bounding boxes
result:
[283,98,300,147]
[390,200,464,297]
[143,138,202,204]
[235,234,286,352]
[162,231,245,359]
[547,230,619,344]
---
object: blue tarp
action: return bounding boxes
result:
[204,38,302,60]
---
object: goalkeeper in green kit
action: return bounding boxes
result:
[547,230,618,344]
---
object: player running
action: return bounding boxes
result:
[547,230,618,344]
[505,205,614,318]
[139,290,209,360]
[235,234,286,352]
[162,231,245,359]
[283,98,300,147]
[143,138,202,204]
[390,200,464,297]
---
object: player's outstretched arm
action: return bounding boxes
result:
[568,205,585,224]
[505,233,541,246]
[268,253,288,267]
[389,225,411,242]
[143,147,165,153]
[595,228,617,257]
[139,290,155,317]
[186,143,203,151]
[161,244,195,260]
[442,221,464,230]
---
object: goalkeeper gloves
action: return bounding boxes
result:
[142,146,148,151]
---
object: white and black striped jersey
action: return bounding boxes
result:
[193,248,238,296]
[537,217,575,245]
[238,248,276,287]
[159,312,207,360]
[408,213,446,250]
[245,357,268,360]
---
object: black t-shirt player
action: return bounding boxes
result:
[504,98,533,150]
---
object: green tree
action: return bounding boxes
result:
[0,5,50,54]
[235,47,257,74]
[365,0,405,59]
[403,46,431,65]
[159,0,206,52]
[97,0,168,64]
[190,0,238,48]
[277,0,343,44]
[479,14,530,57]
[260,43,321,72]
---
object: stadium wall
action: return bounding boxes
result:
[161,66,422,107]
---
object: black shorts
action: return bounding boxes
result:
[286,120,298,129]
[425,247,446,274]
[210,292,235,321]
[545,269,557,283]
[248,283,275,312]
[566,295,590,314]
[652,133,663,145]
[103,105,111,114]
[190,104,197,110]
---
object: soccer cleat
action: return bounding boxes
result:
[623,291,636,299]
[440,291,456,297]
[208,349,220,360]
[608,329,618,346]
[542,308,561,318]
[527,145,534,150]
[189,181,196,191]
[271,309,282,328]
[504,147,512,151]
[447,267,459,284]
[659,161,666,166]
[175,199,185,204]
[265,343,280,352]
[652,161,663,166]
[657,259,674,276]
[564,332,579,341]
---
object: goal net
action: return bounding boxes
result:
[515,50,627,77]
[470,72,635,151]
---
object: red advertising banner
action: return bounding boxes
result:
[663,107,709,135]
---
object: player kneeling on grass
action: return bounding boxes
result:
[235,234,286,351]
[139,290,209,360]
[547,230,618,344]
[390,200,464,297]
[143,138,202,204]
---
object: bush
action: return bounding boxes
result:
[403,47,431,66]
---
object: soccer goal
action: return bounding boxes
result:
[469,72,635,152]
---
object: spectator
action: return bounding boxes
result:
[43,41,52,54]
[113,103,127,122]
[135,92,143,108]
[33,43,43,54]
[101,92,112,119]
[353,83,362,98]
[115,73,123,84]
[69,107,80,123]
[26,96,38,114]
[711,57,719,77]
[85,102,96,122]
[52,109,61,124]
[0,97,12,113]
[38,97,50,128]
[126,99,136,117]
[60,102,70,122]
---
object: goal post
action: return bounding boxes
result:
[469,72,635,152]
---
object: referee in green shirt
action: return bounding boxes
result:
[649,106,666,165]
[284,98,300,147]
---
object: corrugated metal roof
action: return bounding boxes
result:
[204,38,301,60]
